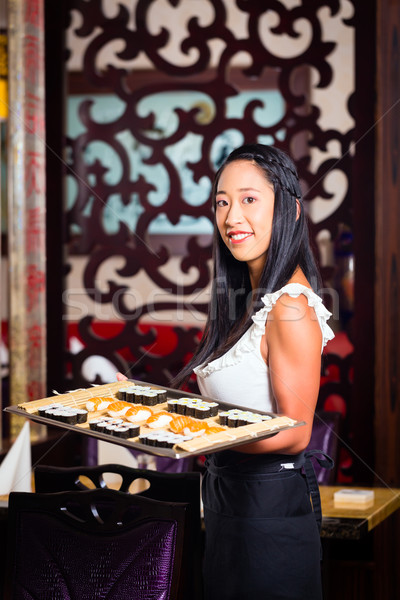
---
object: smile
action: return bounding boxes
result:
[228,232,253,243]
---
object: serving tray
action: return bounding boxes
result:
[4,380,305,459]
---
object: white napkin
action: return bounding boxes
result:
[0,421,32,494]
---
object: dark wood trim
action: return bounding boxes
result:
[350,0,376,484]
[45,0,68,395]
[375,0,400,487]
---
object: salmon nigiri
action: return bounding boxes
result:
[169,416,197,434]
[182,421,209,437]
[205,426,226,435]
[125,405,153,423]
[86,396,113,412]
[146,411,175,429]
[107,401,132,417]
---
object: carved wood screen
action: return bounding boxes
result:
[60,1,357,478]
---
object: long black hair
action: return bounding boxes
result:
[172,143,321,388]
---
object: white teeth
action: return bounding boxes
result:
[230,233,251,240]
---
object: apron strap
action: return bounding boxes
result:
[303,450,335,532]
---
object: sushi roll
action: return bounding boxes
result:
[44,408,59,420]
[95,420,112,434]
[208,402,219,417]
[124,388,136,403]
[88,418,103,431]
[62,410,79,425]
[127,424,140,438]
[146,411,175,429]
[113,425,131,439]
[155,389,167,402]
[75,409,88,424]
[194,404,211,420]
[108,418,124,426]
[50,409,66,422]
[143,433,158,446]
[38,403,62,417]
[218,411,230,426]
[141,391,159,407]
[167,399,179,413]
[105,424,119,435]
[117,387,128,401]
[176,398,191,415]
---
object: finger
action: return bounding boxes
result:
[116,372,128,382]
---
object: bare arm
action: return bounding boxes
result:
[237,293,322,455]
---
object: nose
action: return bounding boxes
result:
[225,202,243,226]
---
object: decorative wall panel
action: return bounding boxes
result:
[63,0,355,476]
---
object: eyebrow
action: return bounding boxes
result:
[216,187,262,195]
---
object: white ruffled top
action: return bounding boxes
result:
[194,283,335,413]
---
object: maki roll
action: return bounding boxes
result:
[127,424,140,438]
[117,387,128,401]
[194,404,211,420]
[141,391,159,406]
[113,425,131,439]
[37,403,63,417]
[167,399,179,413]
[155,389,167,402]
[218,411,230,426]
[88,418,103,431]
[124,388,136,403]
[176,398,191,415]
[75,409,88,424]
[208,402,219,417]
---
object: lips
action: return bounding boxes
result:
[228,231,253,244]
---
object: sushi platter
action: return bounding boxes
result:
[4,380,306,459]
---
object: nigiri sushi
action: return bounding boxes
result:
[146,411,175,429]
[205,426,226,435]
[86,397,113,412]
[182,421,209,437]
[125,405,153,423]
[107,401,133,417]
[169,415,198,434]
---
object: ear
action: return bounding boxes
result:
[295,198,301,221]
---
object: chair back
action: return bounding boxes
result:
[306,411,341,484]
[34,464,203,599]
[5,488,187,600]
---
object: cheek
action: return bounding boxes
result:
[215,212,225,236]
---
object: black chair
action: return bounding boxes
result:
[306,411,341,484]
[34,463,203,599]
[4,487,187,600]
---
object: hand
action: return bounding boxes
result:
[116,372,128,382]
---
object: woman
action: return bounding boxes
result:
[174,144,334,600]
[119,143,334,599]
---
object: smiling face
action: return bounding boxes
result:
[215,159,275,285]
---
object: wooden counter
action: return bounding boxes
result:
[320,485,400,540]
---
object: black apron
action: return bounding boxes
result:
[202,450,333,600]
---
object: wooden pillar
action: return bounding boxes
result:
[375,0,400,485]
[7,0,46,439]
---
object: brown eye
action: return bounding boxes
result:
[216,199,228,207]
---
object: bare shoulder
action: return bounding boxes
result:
[267,291,322,352]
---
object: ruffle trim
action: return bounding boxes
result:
[194,283,335,378]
